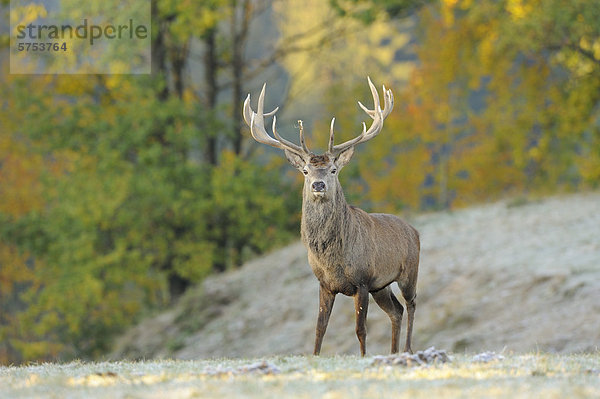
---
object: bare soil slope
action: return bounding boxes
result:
[111,193,600,359]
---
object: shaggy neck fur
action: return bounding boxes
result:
[300,180,350,258]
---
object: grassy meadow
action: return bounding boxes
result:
[1,352,598,398]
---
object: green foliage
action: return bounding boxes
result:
[0,73,299,363]
[208,152,300,269]
[156,0,227,40]
[1,0,305,365]
[330,0,432,22]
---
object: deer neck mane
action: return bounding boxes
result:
[300,182,350,256]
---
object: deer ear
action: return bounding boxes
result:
[284,149,306,170]
[334,146,354,169]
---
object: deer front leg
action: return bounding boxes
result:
[354,286,369,357]
[314,285,335,356]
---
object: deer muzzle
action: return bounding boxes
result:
[311,181,326,195]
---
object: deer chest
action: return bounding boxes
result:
[307,252,370,296]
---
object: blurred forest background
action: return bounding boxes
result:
[1,0,599,365]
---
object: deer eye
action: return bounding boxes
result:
[303,169,309,175]
[331,169,337,174]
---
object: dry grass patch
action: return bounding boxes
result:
[1,352,598,398]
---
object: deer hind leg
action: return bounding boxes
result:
[314,285,335,356]
[399,283,416,354]
[354,286,369,357]
[371,286,404,354]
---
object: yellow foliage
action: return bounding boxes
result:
[10,3,47,36]
[580,150,600,184]
[0,245,34,296]
[273,0,414,112]
[478,29,499,71]
[11,340,63,362]
[52,75,96,96]
[0,133,47,217]
[593,39,600,60]
[441,2,456,26]
[442,0,459,7]
[505,0,536,19]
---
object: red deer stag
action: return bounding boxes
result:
[242,77,420,356]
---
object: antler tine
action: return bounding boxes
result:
[298,120,310,154]
[329,77,394,155]
[357,76,380,118]
[328,117,336,153]
[245,86,281,149]
[329,119,368,154]
[271,116,307,154]
[243,94,253,126]
[249,112,279,148]
[382,84,394,119]
[243,83,308,155]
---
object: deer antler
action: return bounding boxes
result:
[243,83,311,156]
[328,76,394,155]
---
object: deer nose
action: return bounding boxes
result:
[312,181,326,192]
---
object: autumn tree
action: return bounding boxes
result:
[355,0,600,210]
[0,0,310,363]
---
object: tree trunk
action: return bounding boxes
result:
[231,0,251,156]
[204,28,219,165]
[151,0,169,101]
[171,41,189,100]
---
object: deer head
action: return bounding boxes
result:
[243,77,394,201]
